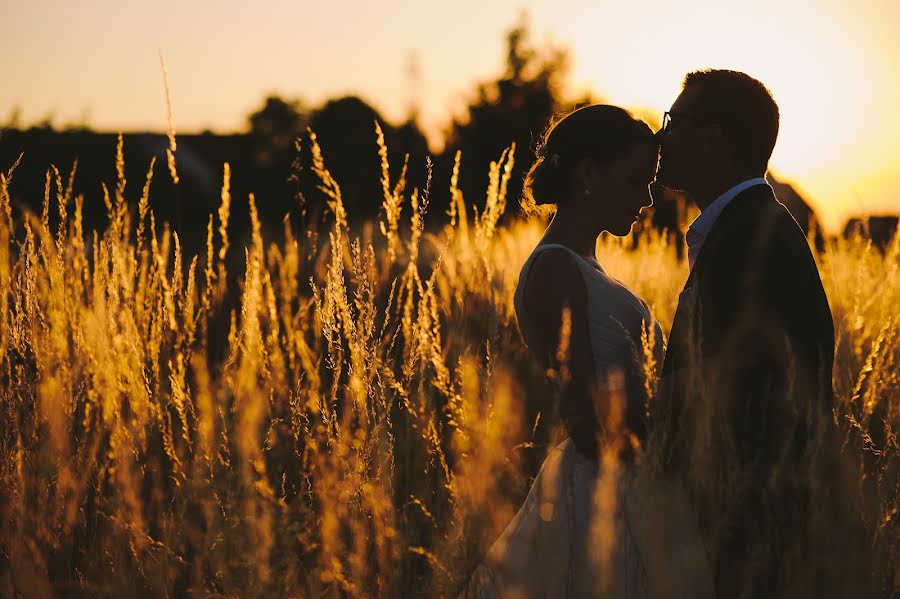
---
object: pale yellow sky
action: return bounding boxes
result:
[3,0,899,231]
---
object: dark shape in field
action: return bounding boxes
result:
[843,215,899,250]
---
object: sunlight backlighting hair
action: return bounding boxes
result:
[522,105,654,215]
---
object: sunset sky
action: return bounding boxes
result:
[3,0,899,231]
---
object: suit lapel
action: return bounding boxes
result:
[663,184,774,374]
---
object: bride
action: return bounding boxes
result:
[460,105,712,598]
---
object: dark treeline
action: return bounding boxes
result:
[0,19,891,258]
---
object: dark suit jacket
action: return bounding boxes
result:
[659,183,835,597]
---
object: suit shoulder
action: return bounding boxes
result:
[730,187,805,241]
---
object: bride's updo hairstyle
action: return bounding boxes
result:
[522,105,655,215]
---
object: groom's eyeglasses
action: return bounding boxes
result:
[661,111,710,133]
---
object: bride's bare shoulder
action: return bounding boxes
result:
[523,247,587,315]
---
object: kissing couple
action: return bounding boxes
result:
[460,69,871,599]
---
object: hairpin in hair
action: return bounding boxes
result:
[537,146,561,166]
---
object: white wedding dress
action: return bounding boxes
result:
[460,243,713,599]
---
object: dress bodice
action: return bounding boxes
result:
[460,244,713,599]
[513,243,664,400]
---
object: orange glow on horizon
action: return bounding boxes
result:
[3,0,899,231]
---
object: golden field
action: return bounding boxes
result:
[0,131,897,597]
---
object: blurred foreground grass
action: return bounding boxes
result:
[0,132,897,597]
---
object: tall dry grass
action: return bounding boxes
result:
[0,129,896,597]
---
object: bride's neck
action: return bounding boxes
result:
[543,206,599,259]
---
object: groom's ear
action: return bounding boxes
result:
[707,122,726,145]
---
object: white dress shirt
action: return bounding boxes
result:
[686,177,769,270]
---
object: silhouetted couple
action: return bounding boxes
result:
[462,70,870,598]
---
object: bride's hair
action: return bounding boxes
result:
[522,105,654,213]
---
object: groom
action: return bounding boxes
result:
[655,70,837,597]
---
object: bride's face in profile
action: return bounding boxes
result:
[580,141,658,237]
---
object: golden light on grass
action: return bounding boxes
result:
[159,51,180,186]
[0,128,896,596]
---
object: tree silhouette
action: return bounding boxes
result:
[296,96,429,224]
[439,15,584,222]
[247,95,307,170]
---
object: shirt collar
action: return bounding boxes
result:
[688,177,769,239]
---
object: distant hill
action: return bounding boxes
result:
[0,129,253,258]
[0,120,429,258]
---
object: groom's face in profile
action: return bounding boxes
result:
[656,84,711,194]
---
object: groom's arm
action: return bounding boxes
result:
[699,205,820,462]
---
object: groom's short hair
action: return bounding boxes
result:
[684,69,779,174]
